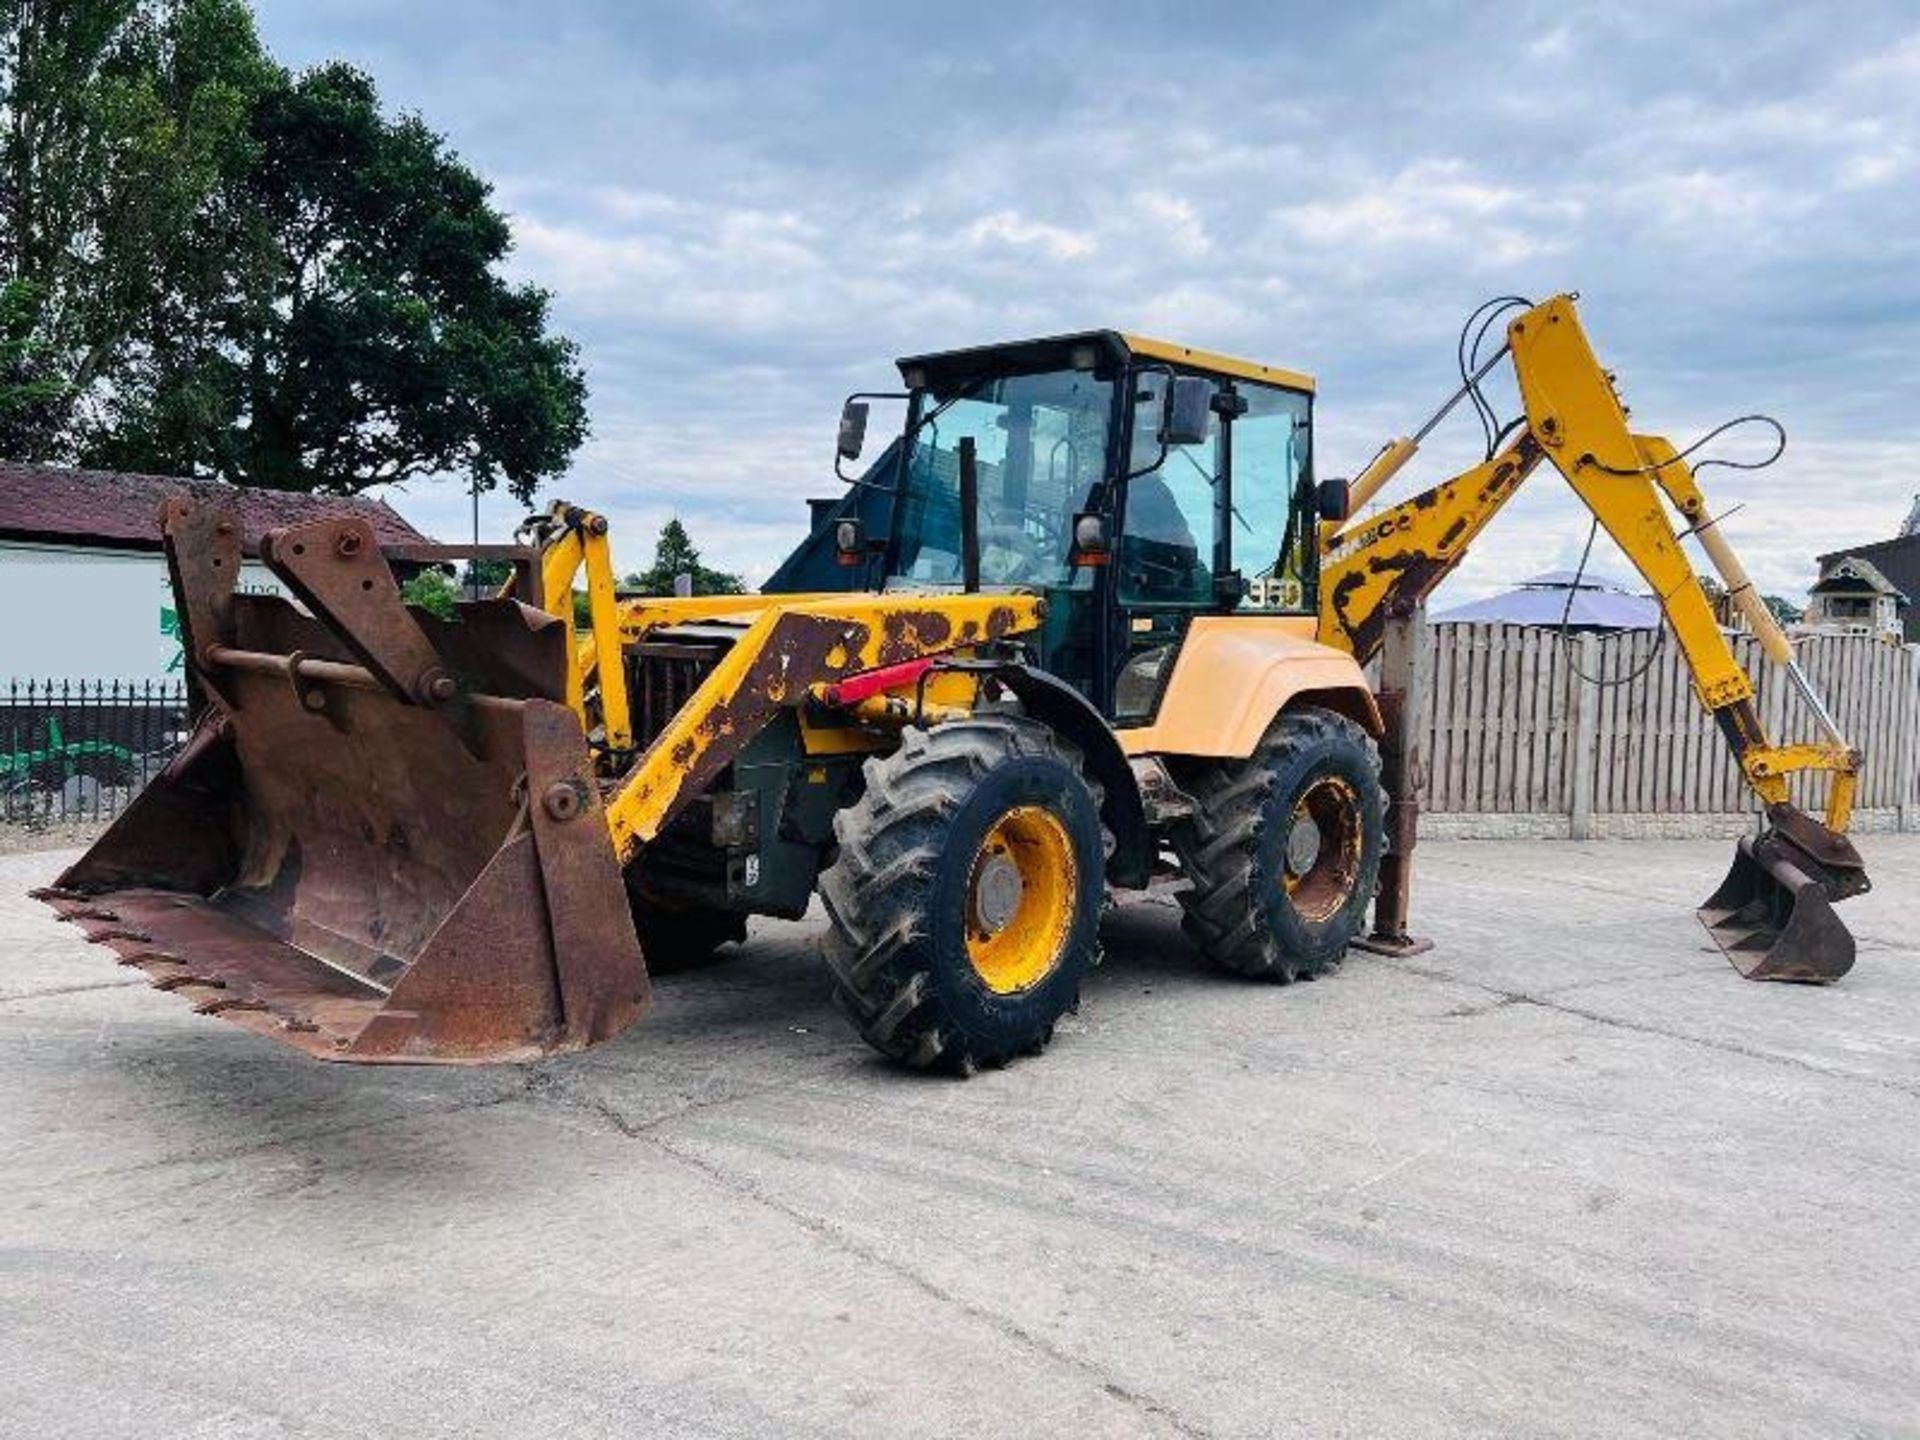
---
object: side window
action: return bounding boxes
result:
[1119,371,1217,606]
[1232,386,1312,610]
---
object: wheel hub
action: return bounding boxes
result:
[971,851,1025,935]
[1284,814,1323,878]
[1280,775,1364,923]
[963,804,1079,994]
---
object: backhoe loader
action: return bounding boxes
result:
[35,294,1868,1069]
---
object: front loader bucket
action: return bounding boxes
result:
[32,500,648,1063]
[1697,810,1866,984]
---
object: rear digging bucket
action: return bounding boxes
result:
[1697,818,1864,984]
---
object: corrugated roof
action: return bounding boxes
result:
[1816,531,1920,567]
[0,461,431,557]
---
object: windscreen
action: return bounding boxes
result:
[893,368,1113,587]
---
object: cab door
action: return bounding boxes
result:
[1110,369,1224,725]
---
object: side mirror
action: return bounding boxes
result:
[834,517,865,567]
[1069,511,1110,567]
[1316,477,1351,523]
[836,400,869,464]
[1162,376,1215,448]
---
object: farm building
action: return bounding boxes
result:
[1800,554,1910,640]
[1815,498,1920,643]
[0,462,430,684]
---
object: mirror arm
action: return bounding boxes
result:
[834,391,911,484]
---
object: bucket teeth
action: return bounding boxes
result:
[91,926,153,944]
[117,950,183,969]
[58,906,119,923]
[193,996,269,1017]
[153,973,224,993]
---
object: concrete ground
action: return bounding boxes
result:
[1,836,1916,1440]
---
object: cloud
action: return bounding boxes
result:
[256,0,1920,602]
[964,211,1096,261]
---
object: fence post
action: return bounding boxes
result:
[1569,632,1600,840]
[1902,644,1920,835]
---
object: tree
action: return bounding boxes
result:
[0,0,272,457]
[463,556,512,593]
[400,565,458,620]
[1762,594,1803,627]
[624,518,745,597]
[87,61,587,500]
[0,10,586,501]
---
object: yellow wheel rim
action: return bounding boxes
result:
[1281,775,1364,923]
[964,804,1078,994]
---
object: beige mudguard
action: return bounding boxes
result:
[1117,615,1380,760]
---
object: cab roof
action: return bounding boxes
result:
[895,329,1315,395]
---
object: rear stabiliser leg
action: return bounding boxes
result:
[1350,605,1432,958]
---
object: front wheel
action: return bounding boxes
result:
[820,715,1105,1073]
[1171,707,1384,981]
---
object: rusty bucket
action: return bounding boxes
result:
[1697,806,1867,984]
[33,500,648,1063]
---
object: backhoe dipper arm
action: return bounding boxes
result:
[1317,294,1866,981]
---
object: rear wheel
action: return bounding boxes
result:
[1172,707,1383,981]
[821,714,1104,1073]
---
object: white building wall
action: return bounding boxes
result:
[0,540,287,685]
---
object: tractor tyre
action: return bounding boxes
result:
[1171,707,1384,982]
[629,893,748,974]
[821,714,1104,1074]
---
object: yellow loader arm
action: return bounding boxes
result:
[1317,294,1868,981]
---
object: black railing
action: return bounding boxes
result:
[1,679,189,827]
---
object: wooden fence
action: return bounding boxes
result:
[1403,624,1920,835]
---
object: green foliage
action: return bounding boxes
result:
[0,6,586,502]
[0,279,66,448]
[1762,594,1804,626]
[623,518,745,597]
[464,556,513,593]
[0,0,273,456]
[400,566,459,620]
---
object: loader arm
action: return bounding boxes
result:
[1317,293,1867,981]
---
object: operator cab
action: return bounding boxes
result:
[832,330,1337,722]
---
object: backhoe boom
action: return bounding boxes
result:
[1317,294,1867,981]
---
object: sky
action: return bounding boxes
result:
[254,0,1920,602]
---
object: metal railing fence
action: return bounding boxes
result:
[1,678,189,828]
